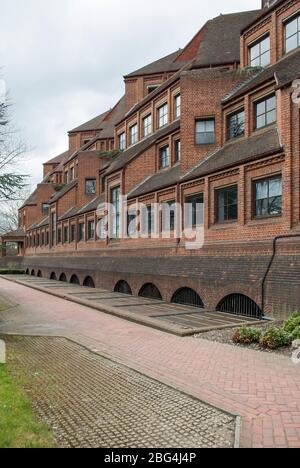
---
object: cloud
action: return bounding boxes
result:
[0,0,261,188]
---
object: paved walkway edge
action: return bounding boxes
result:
[1,331,240,448]
[0,275,263,337]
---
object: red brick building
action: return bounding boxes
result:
[3,0,300,319]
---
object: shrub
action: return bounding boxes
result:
[232,327,262,345]
[290,326,300,341]
[283,313,300,335]
[259,327,291,350]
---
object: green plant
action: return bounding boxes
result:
[289,326,300,341]
[232,327,262,345]
[283,312,300,334]
[259,327,291,350]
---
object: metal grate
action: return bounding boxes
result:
[114,280,132,295]
[217,294,262,319]
[50,273,57,280]
[139,283,162,300]
[83,276,95,288]
[59,273,67,283]
[171,288,204,308]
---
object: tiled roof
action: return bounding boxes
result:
[105,119,180,176]
[77,195,104,215]
[20,189,38,209]
[223,48,300,103]
[182,127,282,181]
[128,164,181,199]
[69,110,109,133]
[124,50,184,78]
[48,180,77,204]
[44,150,70,166]
[58,206,79,221]
[1,228,25,238]
[192,10,260,68]
[241,0,286,33]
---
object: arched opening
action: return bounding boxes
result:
[83,276,95,288]
[138,283,162,300]
[25,268,29,275]
[171,288,204,308]
[217,294,263,319]
[114,280,132,295]
[59,273,67,283]
[31,269,35,276]
[37,270,42,278]
[50,272,57,281]
[70,274,80,285]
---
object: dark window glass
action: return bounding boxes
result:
[79,223,85,242]
[227,110,245,139]
[185,194,204,227]
[46,231,49,245]
[162,200,176,232]
[63,226,69,244]
[195,119,215,145]
[159,146,170,168]
[216,186,238,222]
[71,225,76,242]
[148,85,159,94]
[119,132,126,151]
[41,233,45,245]
[111,187,120,239]
[57,228,62,244]
[85,179,96,195]
[285,14,300,54]
[51,212,56,246]
[175,140,181,162]
[254,176,282,217]
[249,36,270,67]
[255,95,276,129]
[88,220,95,240]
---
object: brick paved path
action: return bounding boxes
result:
[5,335,235,448]
[0,277,300,448]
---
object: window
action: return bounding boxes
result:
[285,14,300,54]
[175,140,181,162]
[127,211,137,237]
[111,186,121,239]
[255,95,276,129]
[85,179,96,195]
[36,234,40,247]
[119,132,126,151]
[159,146,170,169]
[57,228,62,244]
[249,35,271,67]
[46,231,49,245]
[51,211,56,246]
[157,104,168,128]
[174,94,181,118]
[143,114,152,137]
[147,206,154,235]
[195,119,215,145]
[83,138,91,145]
[216,186,238,223]
[42,203,49,215]
[71,225,76,242]
[147,85,159,94]
[227,110,245,140]
[87,220,95,240]
[129,124,138,146]
[70,167,75,181]
[162,200,176,232]
[79,223,85,242]
[185,194,204,227]
[254,176,282,217]
[41,233,45,246]
[63,226,69,244]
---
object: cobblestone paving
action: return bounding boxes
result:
[5,335,235,449]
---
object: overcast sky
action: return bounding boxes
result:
[0,0,260,188]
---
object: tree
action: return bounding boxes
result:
[0,82,27,201]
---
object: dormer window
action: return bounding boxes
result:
[129,124,138,146]
[195,119,215,145]
[249,35,270,67]
[143,114,152,137]
[285,14,300,54]
[174,95,181,118]
[255,94,276,129]
[227,109,245,140]
[159,145,170,169]
[157,104,168,128]
[147,85,159,94]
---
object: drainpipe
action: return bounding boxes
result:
[261,234,300,316]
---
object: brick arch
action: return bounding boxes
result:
[37,270,43,278]
[217,293,263,319]
[114,280,133,295]
[171,287,204,308]
[138,283,162,300]
[25,268,30,275]
[70,274,80,285]
[30,269,35,276]
[50,272,57,281]
[83,276,95,288]
[212,284,262,311]
[59,273,67,283]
